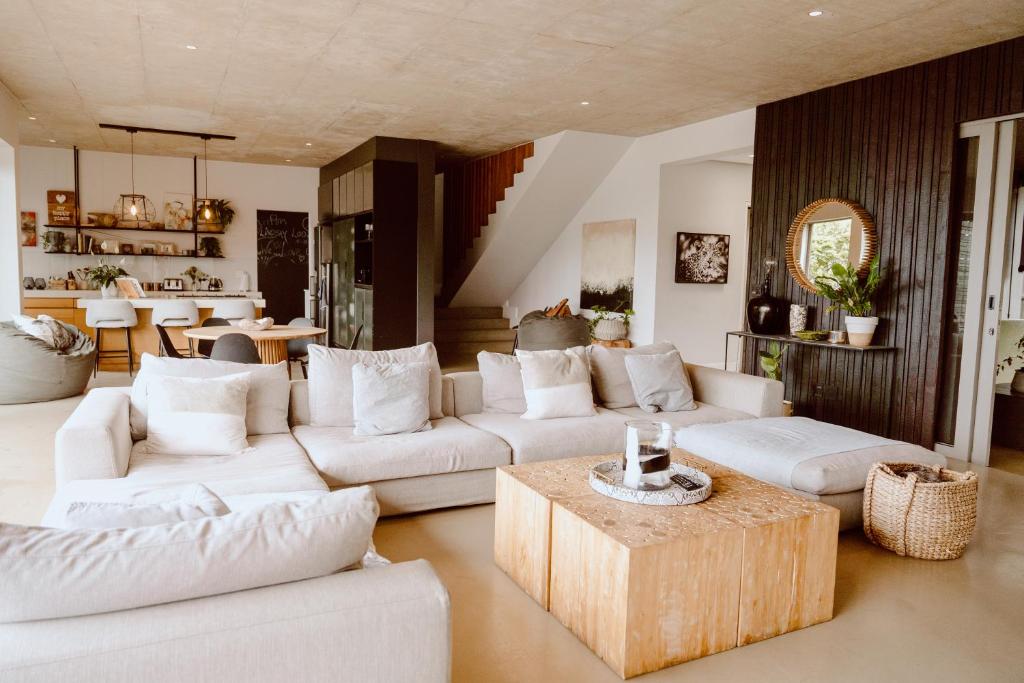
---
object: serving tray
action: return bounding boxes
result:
[589,460,712,506]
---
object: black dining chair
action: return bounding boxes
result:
[349,324,364,351]
[196,317,231,358]
[210,333,262,364]
[155,324,185,359]
[287,317,315,378]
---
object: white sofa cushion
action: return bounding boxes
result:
[64,484,229,529]
[352,362,432,436]
[477,351,527,414]
[0,487,379,623]
[307,343,443,427]
[130,354,290,438]
[292,417,511,486]
[624,350,696,413]
[516,347,595,420]
[460,408,628,464]
[589,341,676,408]
[146,373,251,455]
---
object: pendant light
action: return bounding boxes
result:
[114,129,154,224]
[195,136,220,230]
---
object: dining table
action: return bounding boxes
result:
[183,324,326,364]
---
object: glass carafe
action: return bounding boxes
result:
[622,421,673,490]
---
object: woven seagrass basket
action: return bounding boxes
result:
[863,462,978,560]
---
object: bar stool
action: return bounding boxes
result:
[152,300,199,356]
[212,300,256,325]
[85,300,138,376]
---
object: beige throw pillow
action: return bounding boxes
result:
[517,347,596,420]
[624,350,697,413]
[477,351,527,414]
[352,362,432,436]
[146,373,250,455]
[130,354,291,439]
[0,487,379,623]
[589,341,677,408]
[63,484,229,529]
[307,343,443,427]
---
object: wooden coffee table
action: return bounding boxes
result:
[494,451,839,679]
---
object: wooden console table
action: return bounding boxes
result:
[724,330,896,370]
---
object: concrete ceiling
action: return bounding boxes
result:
[0,0,1021,167]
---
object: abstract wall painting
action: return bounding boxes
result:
[580,219,635,310]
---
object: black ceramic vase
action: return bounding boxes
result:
[747,277,787,334]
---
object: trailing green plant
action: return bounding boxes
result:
[587,300,636,335]
[85,259,128,288]
[997,333,1024,374]
[759,341,784,381]
[813,256,881,317]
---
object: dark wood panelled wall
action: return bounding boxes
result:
[745,36,1024,447]
[441,142,533,302]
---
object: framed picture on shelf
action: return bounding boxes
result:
[140,242,156,255]
[157,242,176,256]
[163,193,194,231]
[20,211,37,247]
[120,244,134,255]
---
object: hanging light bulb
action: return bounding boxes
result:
[204,205,212,220]
[130,202,138,217]
[115,129,152,223]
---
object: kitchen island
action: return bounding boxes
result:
[23,291,265,371]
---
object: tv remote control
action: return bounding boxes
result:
[670,473,703,491]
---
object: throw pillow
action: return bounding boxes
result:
[146,373,250,455]
[351,362,432,436]
[624,350,697,413]
[130,354,290,439]
[307,342,443,427]
[11,313,75,351]
[588,341,676,408]
[62,484,229,529]
[477,351,527,414]
[0,486,379,623]
[516,347,596,420]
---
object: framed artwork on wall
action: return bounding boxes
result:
[675,232,730,284]
[580,219,636,310]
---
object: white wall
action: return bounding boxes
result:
[17,146,317,292]
[0,82,21,317]
[506,109,756,350]
[654,161,752,368]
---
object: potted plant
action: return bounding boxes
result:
[198,199,235,231]
[589,302,635,341]
[182,266,208,292]
[199,236,222,258]
[86,259,128,298]
[997,333,1024,394]
[758,341,794,415]
[814,256,882,347]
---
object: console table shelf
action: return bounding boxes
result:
[725,330,896,370]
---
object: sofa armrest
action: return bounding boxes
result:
[685,363,784,418]
[447,371,483,417]
[54,387,132,486]
[0,559,451,683]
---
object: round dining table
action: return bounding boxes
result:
[183,324,326,364]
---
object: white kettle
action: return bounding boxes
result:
[622,421,674,490]
[237,270,251,292]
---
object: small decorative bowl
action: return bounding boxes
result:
[795,330,829,341]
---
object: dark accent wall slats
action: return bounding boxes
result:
[745,36,1024,447]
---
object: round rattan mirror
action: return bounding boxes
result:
[785,198,877,294]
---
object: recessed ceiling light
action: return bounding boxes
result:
[748,154,755,158]
[304,142,312,147]
[28,115,36,120]
[808,9,824,16]
[185,44,198,50]
[285,159,292,163]
[580,101,590,106]
[48,139,56,143]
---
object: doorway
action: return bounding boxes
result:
[935,115,1024,467]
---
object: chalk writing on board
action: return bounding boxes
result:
[257,211,308,267]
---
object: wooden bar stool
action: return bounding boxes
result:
[85,300,138,376]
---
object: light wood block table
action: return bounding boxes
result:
[494,451,839,679]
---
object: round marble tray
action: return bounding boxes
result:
[589,461,712,506]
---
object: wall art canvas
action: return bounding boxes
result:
[163,192,194,231]
[580,219,635,310]
[675,232,730,284]
[20,211,37,246]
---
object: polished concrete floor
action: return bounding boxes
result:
[3,377,1024,681]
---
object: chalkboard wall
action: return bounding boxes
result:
[257,209,309,323]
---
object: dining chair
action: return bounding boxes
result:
[196,317,231,358]
[155,325,185,359]
[210,333,262,364]
[286,317,315,378]
[349,324,363,350]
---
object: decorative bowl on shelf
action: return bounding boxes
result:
[795,330,829,341]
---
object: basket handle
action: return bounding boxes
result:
[893,471,919,556]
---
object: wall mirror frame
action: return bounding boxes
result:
[784,197,878,294]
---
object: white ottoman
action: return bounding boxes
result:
[674,416,947,530]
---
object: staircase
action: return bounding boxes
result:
[434,306,515,371]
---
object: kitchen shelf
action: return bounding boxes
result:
[41,251,223,259]
[45,224,225,235]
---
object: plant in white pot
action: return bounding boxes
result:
[814,256,882,347]
[589,303,635,341]
[85,259,128,298]
[996,333,1024,394]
